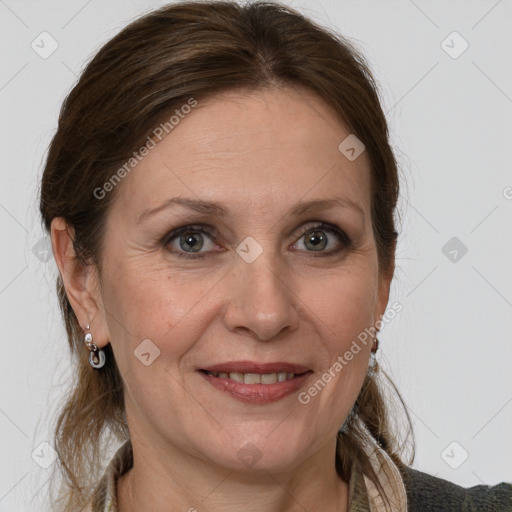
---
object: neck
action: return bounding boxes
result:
[117,436,349,512]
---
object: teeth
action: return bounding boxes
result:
[244,373,261,384]
[277,372,287,382]
[229,372,244,383]
[206,371,296,384]
[261,373,277,384]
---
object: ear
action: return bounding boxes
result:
[50,217,110,348]
[373,244,396,329]
[374,271,392,327]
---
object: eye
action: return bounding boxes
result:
[291,222,352,257]
[163,225,219,259]
[162,222,352,259]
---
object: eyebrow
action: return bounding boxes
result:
[137,196,364,224]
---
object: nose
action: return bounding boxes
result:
[222,250,300,341]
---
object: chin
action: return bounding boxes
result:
[198,433,312,474]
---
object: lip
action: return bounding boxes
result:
[198,361,313,404]
[201,361,311,374]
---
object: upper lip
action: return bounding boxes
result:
[200,361,311,374]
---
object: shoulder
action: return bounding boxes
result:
[399,465,512,512]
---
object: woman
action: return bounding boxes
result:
[39,1,511,511]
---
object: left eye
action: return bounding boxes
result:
[290,222,351,256]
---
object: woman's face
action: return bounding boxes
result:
[87,86,392,473]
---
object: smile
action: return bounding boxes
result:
[198,362,313,404]
[204,371,296,384]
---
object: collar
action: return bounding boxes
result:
[356,417,408,511]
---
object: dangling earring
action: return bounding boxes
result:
[84,324,106,369]
[368,336,379,376]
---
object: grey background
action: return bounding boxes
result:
[0,0,511,510]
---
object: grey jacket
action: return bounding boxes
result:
[399,465,512,511]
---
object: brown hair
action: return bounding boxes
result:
[39,1,414,510]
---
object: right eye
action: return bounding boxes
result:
[163,224,221,259]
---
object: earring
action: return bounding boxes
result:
[368,337,379,376]
[84,324,106,369]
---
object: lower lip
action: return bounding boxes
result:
[198,371,313,404]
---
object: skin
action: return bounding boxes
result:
[52,85,393,512]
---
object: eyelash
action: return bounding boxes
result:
[162,222,352,260]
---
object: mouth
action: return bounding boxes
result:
[197,361,313,404]
[201,370,298,384]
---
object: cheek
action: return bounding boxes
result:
[102,260,216,372]
[101,265,215,427]
[299,267,376,411]
[306,264,377,352]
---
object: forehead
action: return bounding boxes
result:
[113,86,372,221]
